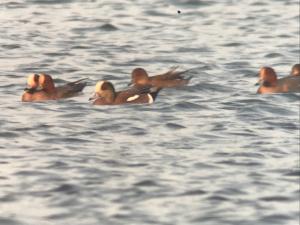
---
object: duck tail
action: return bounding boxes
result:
[164,67,192,80]
[72,82,87,92]
[67,78,88,92]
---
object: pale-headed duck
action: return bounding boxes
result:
[22,73,87,102]
[90,80,160,105]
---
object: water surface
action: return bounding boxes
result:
[0,0,299,224]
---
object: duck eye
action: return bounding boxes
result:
[262,81,272,87]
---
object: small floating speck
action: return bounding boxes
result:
[264,53,283,58]
[99,23,118,31]
[166,123,186,129]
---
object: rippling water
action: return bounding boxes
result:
[0,0,299,224]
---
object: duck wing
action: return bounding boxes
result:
[56,78,88,98]
[116,84,161,103]
[153,67,190,80]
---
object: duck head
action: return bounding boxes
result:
[38,73,56,93]
[291,64,300,76]
[24,74,40,93]
[129,68,149,86]
[90,81,116,103]
[256,67,277,87]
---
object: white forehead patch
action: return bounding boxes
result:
[127,95,139,102]
[95,81,105,92]
[147,94,154,104]
[27,74,36,85]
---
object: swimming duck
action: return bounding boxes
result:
[90,80,160,105]
[129,67,190,88]
[256,67,300,94]
[22,73,87,102]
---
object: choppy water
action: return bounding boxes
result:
[0,0,299,224]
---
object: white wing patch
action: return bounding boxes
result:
[147,94,154,104]
[127,95,140,102]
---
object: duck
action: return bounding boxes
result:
[22,73,87,102]
[129,67,191,88]
[90,80,160,105]
[256,67,300,94]
[22,74,52,102]
[290,64,300,76]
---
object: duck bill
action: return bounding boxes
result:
[24,87,33,91]
[255,78,262,86]
[89,92,99,101]
[24,87,38,93]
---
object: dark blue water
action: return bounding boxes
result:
[0,0,299,224]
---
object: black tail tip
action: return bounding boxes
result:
[149,88,161,101]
